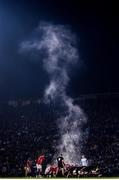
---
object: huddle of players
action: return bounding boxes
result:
[24,154,88,177]
[24,154,65,177]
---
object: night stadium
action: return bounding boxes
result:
[0,94,119,177]
[0,0,118,178]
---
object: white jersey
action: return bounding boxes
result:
[45,166,51,174]
[81,158,88,167]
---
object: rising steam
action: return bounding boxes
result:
[20,22,87,164]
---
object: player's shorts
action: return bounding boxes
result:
[36,164,42,171]
[58,165,64,169]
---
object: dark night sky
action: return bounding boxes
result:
[0,0,118,100]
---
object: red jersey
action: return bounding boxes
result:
[36,155,45,165]
[50,165,58,174]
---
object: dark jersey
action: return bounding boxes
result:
[57,156,64,168]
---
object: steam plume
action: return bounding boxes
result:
[20,22,87,164]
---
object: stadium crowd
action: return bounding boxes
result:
[0,95,119,177]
